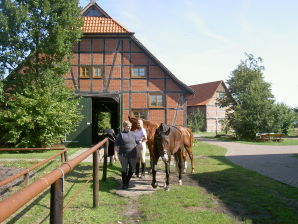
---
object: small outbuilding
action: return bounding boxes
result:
[187,80,230,133]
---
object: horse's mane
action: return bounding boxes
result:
[157,123,182,135]
[142,119,158,128]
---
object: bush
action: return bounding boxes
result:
[187,109,204,132]
[0,76,82,147]
[97,112,111,133]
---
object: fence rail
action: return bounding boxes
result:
[0,147,65,151]
[0,148,67,188]
[0,138,109,223]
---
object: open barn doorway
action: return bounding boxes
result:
[92,96,120,144]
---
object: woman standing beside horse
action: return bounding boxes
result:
[133,119,148,178]
[114,120,138,189]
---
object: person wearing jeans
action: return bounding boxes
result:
[114,120,138,189]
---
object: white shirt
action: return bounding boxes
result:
[134,128,147,142]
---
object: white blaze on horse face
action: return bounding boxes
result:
[162,153,169,162]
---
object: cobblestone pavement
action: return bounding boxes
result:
[199,138,298,188]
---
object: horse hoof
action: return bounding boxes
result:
[191,169,195,174]
[178,180,182,185]
[164,186,170,191]
[151,183,158,188]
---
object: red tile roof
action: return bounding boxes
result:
[188,80,223,106]
[82,16,130,34]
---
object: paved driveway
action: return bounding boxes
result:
[199,138,298,188]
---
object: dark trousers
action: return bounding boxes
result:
[119,154,136,188]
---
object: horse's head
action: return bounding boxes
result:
[155,123,171,162]
[128,116,139,131]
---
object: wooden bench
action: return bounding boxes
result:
[256,133,284,142]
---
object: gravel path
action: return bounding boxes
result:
[199,138,298,188]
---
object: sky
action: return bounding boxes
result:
[80,0,298,108]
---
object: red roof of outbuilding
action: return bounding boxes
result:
[188,81,223,106]
[82,16,130,33]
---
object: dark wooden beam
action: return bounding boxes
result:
[105,40,121,91]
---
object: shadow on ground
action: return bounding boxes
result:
[189,155,298,224]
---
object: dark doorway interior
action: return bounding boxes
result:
[92,97,120,144]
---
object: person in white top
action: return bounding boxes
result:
[133,119,147,178]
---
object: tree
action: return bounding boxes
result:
[0,76,4,104]
[0,76,82,147]
[97,112,111,134]
[187,109,205,132]
[294,108,298,128]
[0,0,83,147]
[219,53,275,140]
[271,103,295,135]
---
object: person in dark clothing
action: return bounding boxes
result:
[114,120,138,189]
[103,128,117,163]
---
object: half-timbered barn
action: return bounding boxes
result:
[187,80,229,133]
[65,2,194,145]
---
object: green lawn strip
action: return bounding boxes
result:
[0,147,82,159]
[139,185,235,224]
[203,136,298,145]
[2,161,127,224]
[191,141,298,223]
[138,141,237,224]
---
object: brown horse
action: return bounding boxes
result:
[128,116,195,173]
[128,116,159,168]
[152,123,185,190]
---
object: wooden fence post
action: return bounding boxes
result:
[50,178,64,224]
[24,173,29,186]
[64,151,68,162]
[61,153,65,163]
[93,150,99,208]
[102,141,109,181]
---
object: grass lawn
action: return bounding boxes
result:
[203,135,298,145]
[0,147,82,159]
[1,142,298,223]
[138,141,298,224]
[2,162,126,224]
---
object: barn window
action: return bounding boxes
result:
[132,67,146,78]
[131,110,147,119]
[150,94,164,107]
[80,66,91,78]
[93,66,102,78]
[80,66,103,78]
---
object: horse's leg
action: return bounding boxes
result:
[182,149,187,173]
[148,143,154,175]
[177,152,183,185]
[151,158,158,188]
[185,145,195,173]
[164,161,170,191]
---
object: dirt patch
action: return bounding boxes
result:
[0,166,30,200]
[0,166,34,200]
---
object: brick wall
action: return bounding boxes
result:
[67,37,188,126]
